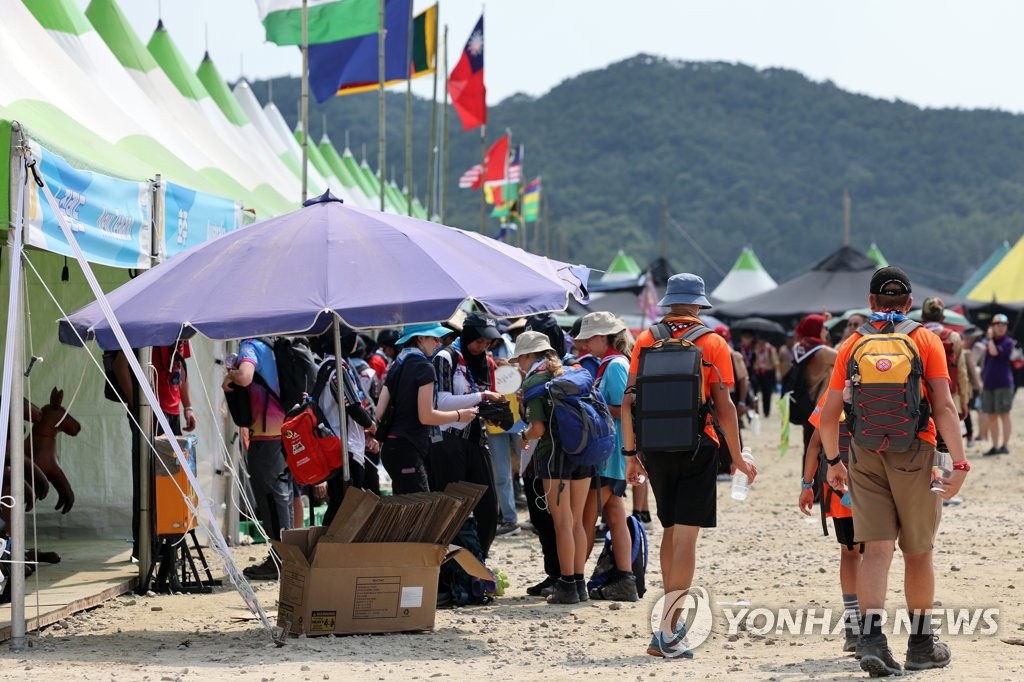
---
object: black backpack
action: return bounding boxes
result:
[437,517,496,607]
[586,514,649,599]
[261,337,318,412]
[782,345,826,425]
[633,321,715,453]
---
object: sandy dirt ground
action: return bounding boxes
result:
[3,399,1024,681]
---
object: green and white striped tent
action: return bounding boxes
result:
[710,246,778,302]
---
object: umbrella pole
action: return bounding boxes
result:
[332,316,350,482]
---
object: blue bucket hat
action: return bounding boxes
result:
[658,273,712,309]
[396,322,452,345]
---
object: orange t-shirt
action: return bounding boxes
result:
[827,320,949,446]
[629,316,735,446]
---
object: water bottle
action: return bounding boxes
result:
[748,410,761,436]
[730,447,755,501]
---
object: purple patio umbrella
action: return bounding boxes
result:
[59,191,589,350]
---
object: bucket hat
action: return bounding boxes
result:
[396,322,452,345]
[509,331,555,359]
[576,311,627,340]
[658,273,712,309]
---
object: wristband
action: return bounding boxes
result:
[621,448,638,458]
[801,481,814,489]
[952,460,971,472]
[825,454,842,467]
[456,410,461,421]
[184,407,194,413]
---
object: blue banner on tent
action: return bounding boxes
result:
[162,182,241,259]
[26,143,152,269]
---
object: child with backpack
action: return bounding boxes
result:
[575,312,640,602]
[514,331,597,605]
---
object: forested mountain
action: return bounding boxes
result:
[250,55,1024,291]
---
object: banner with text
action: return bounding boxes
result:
[25,141,152,269]
[160,181,243,260]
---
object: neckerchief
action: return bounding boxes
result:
[595,349,626,384]
[870,311,907,324]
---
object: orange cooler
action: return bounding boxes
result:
[153,434,198,536]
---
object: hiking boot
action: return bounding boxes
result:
[576,579,589,602]
[495,522,521,537]
[546,579,580,604]
[526,575,557,597]
[590,573,639,602]
[905,635,951,671]
[859,635,903,677]
[242,555,279,581]
[843,628,860,654]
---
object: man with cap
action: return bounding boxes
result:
[819,266,968,676]
[429,311,507,558]
[620,273,756,658]
[376,323,471,495]
[980,312,1015,455]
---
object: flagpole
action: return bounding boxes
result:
[300,0,309,202]
[378,0,386,211]
[479,124,486,234]
[426,8,440,220]
[545,197,551,258]
[440,24,450,224]
[518,146,526,250]
[404,0,414,216]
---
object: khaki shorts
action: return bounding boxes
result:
[848,441,941,554]
[982,387,1014,414]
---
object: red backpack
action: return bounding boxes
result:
[281,361,343,485]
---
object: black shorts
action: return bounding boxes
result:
[591,476,627,497]
[642,445,718,528]
[534,449,595,481]
[832,516,864,552]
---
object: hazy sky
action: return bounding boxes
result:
[90,0,1024,113]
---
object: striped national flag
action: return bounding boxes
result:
[507,145,523,183]
[459,163,483,189]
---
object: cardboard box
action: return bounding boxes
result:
[272,486,492,636]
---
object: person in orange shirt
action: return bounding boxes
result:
[620,273,756,659]
[819,266,968,676]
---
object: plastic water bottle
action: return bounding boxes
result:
[731,447,755,501]
[748,410,761,436]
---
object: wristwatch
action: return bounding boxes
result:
[621,448,638,458]
[825,454,842,467]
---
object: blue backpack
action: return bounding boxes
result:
[523,367,616,467]
[587,514,649,599]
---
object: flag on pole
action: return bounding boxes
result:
[459,164,483,189]
[449,16,486,131]
[522,177,541,222]
[307,0,418,103]
[507,145,522,183]
[638,271,661,323]
[257,0,379,46]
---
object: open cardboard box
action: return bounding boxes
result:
[271,487,493,636]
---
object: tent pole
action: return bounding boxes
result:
[300,0,309,202]
[378,0,386,211]
[332,316,351,482]
[7,139,27,650]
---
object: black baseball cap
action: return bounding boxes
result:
[869,266,912,296]
[462,311,501,339]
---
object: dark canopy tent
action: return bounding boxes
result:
[714,246,953,320]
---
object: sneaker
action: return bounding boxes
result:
[590,573,639,602]
[594,523,609,541]
[647,622,694,659]
[942,495,963,507]
[526,575,557,597]
[905,635,951,671]
[496,522,521,537]
[859,635,903,677]
[983,446,1004,457]
[576,579,589,602]
[997,445,1010,455]
[633,510,654,529]
[547,578,580,604]
[242,555,279,581]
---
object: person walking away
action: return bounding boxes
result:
[515,331,595,604]
[752,336,780,417]
[790,314,837,456]
[375,324,470,494]
[223,338,293,580]
[798,394,863,654]
[429,312,506,559]
[819,266,969,676]
[576,312,640,601]
[713,325,749,480]
[620,273,756,658]
[980,313,1015,455]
